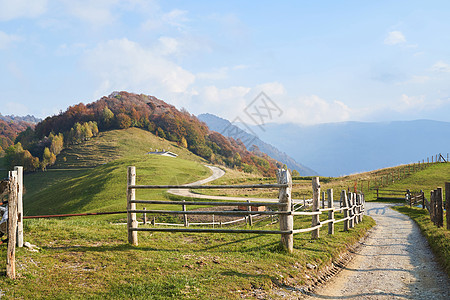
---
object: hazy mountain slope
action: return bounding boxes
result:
[198,113,318,176]
[251,120,450,176]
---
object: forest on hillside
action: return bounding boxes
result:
[3,92,279,175]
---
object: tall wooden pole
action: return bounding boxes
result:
[14,166,23,248]
[311,177,320,239]
[127,166,138,245]
[277,169,293,252]
[7,171,18,279]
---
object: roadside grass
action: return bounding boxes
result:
[0,213,374,299]
[392,206,450,276]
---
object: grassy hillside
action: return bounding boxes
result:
[53,127,205,168]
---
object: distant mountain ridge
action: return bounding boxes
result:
[248,119,450,177]
[197,113,318,176]
[0,114,41,124]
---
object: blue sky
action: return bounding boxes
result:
[1,0,450,125]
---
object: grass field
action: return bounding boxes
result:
[0,212,374,299]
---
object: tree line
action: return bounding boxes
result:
[4,92,279,176]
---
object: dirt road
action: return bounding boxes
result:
[306,202,450,300]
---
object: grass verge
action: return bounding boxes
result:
[392,206,450,276]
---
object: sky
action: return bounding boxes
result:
[1,0,450,126]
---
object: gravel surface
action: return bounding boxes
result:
[305,202,450,300]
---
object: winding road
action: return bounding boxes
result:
[168,165,288,203]
[306,202,450,300]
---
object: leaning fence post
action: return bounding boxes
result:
[127,166,138,245]
[311,177,320,239]
[277,169,293,252]
[7,171,18,279]
[436,187,444,228]
[327,188,334,235]
[14,166,23,248]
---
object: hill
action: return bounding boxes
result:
[198,113,318,176]
[0,119,34,152]
[250,120,450,176]
[12,91,280,176]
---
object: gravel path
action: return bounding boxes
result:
[306,202,450,300]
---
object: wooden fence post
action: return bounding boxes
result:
[327,189,334,235]
[436,187,444,228]
[277,169,293,252]
[182,200,189,227]
[421,190,425,210]
[342,190,349,231]
[143,207,147,225]
[247,200,253,226]
[7,171,18,279]
[127,166,138,245]
[446,183,450,230]
[311,177,320,239]
[430,190,436,225]
[356,194,361,224]
[14,166,23,248]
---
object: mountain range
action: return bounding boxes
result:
[247,119,450,177]
[197,113,318,176]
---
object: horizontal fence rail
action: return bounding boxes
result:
[126,166,366,253]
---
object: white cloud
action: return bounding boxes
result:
[141,8,189,31]
[62,0,119,27]
[83,38,195,98]
[431,61,450,73]
[384,31,406,45]
[399,94,425,110]
[283,95,352,124]
[0,31,22,49]
[0,0,47,21]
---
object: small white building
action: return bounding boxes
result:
[147,149,178,158]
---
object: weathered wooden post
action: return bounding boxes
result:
[143,207,147,225]
[247,200,253,226]
[406,189,411,207]
[277,169,293,252]
[14,166,23,248]
[349,193,355,228]
[421,190,425,210]
[446,183,450,230]
[182,200,189,227]
[355,194,361,224]
[376,188,379,200]
[7,171,18,279]
[327,189,334,235]
[436,187,444,228]
[430,190,436,225]
[342,190,349,232]
[321,191,325,209]
[311,177,320,239]
[127,166,138,245]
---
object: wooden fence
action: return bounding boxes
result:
[0,167,23,279]
[408,183,449,230]
[126,166,365,253]
[375,188,408,201]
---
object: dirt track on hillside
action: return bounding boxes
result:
[303,202,450,300]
